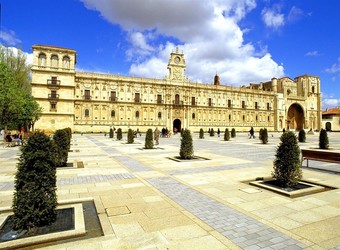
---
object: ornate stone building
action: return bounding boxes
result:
[31,45,322,133]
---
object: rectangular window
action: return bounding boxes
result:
[228,99,232,108]
[191,97,196,106]
[50,103,57,110]
[110,91,116,101]
[51,90,57,98]
[242,101,246,109]
[255,102,258,109]
[157,95,162,104]
[135,93,140,102]
[267,103,270,110]
[208,98,212,107]
[84,90,91,100]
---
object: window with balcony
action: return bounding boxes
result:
[135,93,140,103]
[51,90,57,98]
[191,97,196,106]
[157,95,162,104]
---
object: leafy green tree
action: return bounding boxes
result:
[199,128,204,139]
[12,131,58,231]
[319,129,329,149]
[272,131,302,187]
[180,129,194,159]
[0,62,24,132]
[231,128,236,138]
[298,129,306,143]
[224,128,230,141]
[145,129,154,149]
[117,128,122,140]
[127,128,134,144]
[53,129,69,167]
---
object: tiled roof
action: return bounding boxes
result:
[322,107,340,115]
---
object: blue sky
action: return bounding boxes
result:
[1,0,339,110]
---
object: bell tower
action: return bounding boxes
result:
[167,47,186,81]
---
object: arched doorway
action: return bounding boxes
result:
[173,119,181,133]
[287,103,304,131]
[326,122,332,131]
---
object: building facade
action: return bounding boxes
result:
[322,107,340,131]
[31,45,322,133]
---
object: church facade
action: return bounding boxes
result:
[31,45,322,133]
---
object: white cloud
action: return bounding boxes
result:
[0,45,33,65]
[305,50,321,57]
[261,6,285,29]
[323,98,340,109]
[325,57,340,73]
[81,0,284,85]
[287,6,304,23]
[0,30,22,46]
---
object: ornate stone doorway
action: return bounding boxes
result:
[287,103,305,131]
[173,119,181,133]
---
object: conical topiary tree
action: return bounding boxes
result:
[298,129,306,143]
[109,128,113,138]
[145,128,154,149]
[319,128,329,149]
[231,128,236,138]
[259,128,263,141]
[199,128,204,139]
[260,128,268,144]
[117,128,122,140]
[224,128,230,141]
[12,131,58,231]
[127,128,134,144]
[179,129,194,159]
[53,129,69,167]
[272,131,302,187]
[210,128,215,137]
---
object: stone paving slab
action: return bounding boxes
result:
[147,177,306,250]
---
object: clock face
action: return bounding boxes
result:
[175,56,181,63]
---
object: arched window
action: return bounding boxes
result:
[38,53,46,66]
[243,115,245,121]
[85,109,89,117]
[256,115,258,122]
[62,56,70,69]
[51,55,59,68]
[158,112,162,119]
[229,114,231,121]
[136,111,140,118]
[268,116,270,122]
[192,113,195,119]
[111,110,115,117]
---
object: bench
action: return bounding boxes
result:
[301,149,340,167]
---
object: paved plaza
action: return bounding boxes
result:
[1,131,340,249]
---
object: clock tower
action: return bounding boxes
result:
[167,47,186,81]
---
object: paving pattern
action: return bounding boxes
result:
[147,177,306,250]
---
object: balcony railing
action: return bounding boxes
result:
[83,95,92,100]
[109,96,117,102]
[47,79,61,89]
[173,100,184,106]
[48,94,59,100]
[191,102,197,106]
[134,98,141,103]
[157,99,164,104]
